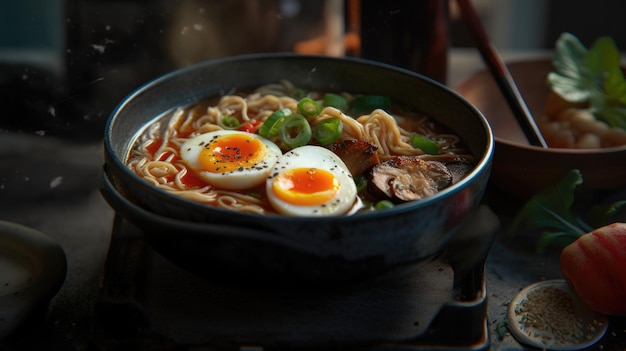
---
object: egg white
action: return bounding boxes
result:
[266,145,358,216]
[180,130,282,190]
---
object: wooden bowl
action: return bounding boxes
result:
[455,59,626,198]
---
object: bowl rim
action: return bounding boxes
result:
[104,52,494,222]
[496,136,626,154]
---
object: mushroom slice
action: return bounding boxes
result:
[326,140,380,176]
[369,156,452,202]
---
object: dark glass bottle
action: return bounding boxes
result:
[357,0,449,82]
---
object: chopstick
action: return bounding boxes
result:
[456,0,549,148]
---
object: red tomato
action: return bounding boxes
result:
[238,120,261,133]
[560,222,626,316]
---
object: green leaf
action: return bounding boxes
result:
[586,36,621,78]
[495,321,509,341]
[509,169,586,236]
[547,72,593,102]
[536,230,582,252]
[548,33,593,103]
[604,200,626,217]
[586,200,626,228]
[552,32,589,79]
[547,32,626,134]
[603,65,626,105]
[595,103,626,129]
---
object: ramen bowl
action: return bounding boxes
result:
[455,58,626,198]
[102,53,493,283]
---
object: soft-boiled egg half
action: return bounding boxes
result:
[180,130,282,189]
[266,145,358,216]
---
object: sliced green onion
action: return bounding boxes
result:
[218,115,240,129]
[375,200,395,210]
[247,191,263,200]
[313,118,343,145]
[279,114,312,149]
[323,93,348,111]
[410,133,440,155]
[258,108,291,138]
[354,175,367,194]
[349,95,392,116]
[291,88,307,100]
[297,97,322,117]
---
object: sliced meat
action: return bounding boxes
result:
[369,156,452,202]
[326,140,380,176]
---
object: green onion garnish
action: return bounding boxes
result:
[349,95,392,116]
[323,93,348,111]
[291,88,307,100]
[218,115,240,130]
[313,117,343,145]
[354,174,367,194]
[410,133,440,155]
[297,97,322,118]
[258,108,291,138]
[375,200,395,210]
[279,114,312,149]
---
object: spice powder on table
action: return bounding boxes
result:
[514,285,606,348]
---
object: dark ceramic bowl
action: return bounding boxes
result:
[102,53,493,283]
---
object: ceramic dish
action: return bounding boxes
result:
[0,220,67,338]
[508,279,608,350]
[455,59,626,198]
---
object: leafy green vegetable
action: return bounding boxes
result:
[547,33,626,129]
[495,321,509,341]
[586,199,626,228]
[375,200,395,210]
[509,169,626,251]
[509,169,588,237]
[548,33,592,103]
[349,95,392,116]
[410,133,440,155]
[353,174,367,194]
[323,93,348,111]
[290,88,308,100]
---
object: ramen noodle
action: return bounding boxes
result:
[126,81,475,216]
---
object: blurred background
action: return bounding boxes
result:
[1,0,625,143]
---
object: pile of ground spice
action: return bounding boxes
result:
[513,285,606,348]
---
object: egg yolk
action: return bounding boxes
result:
[198,133,266,173]
[271,167,340,206]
